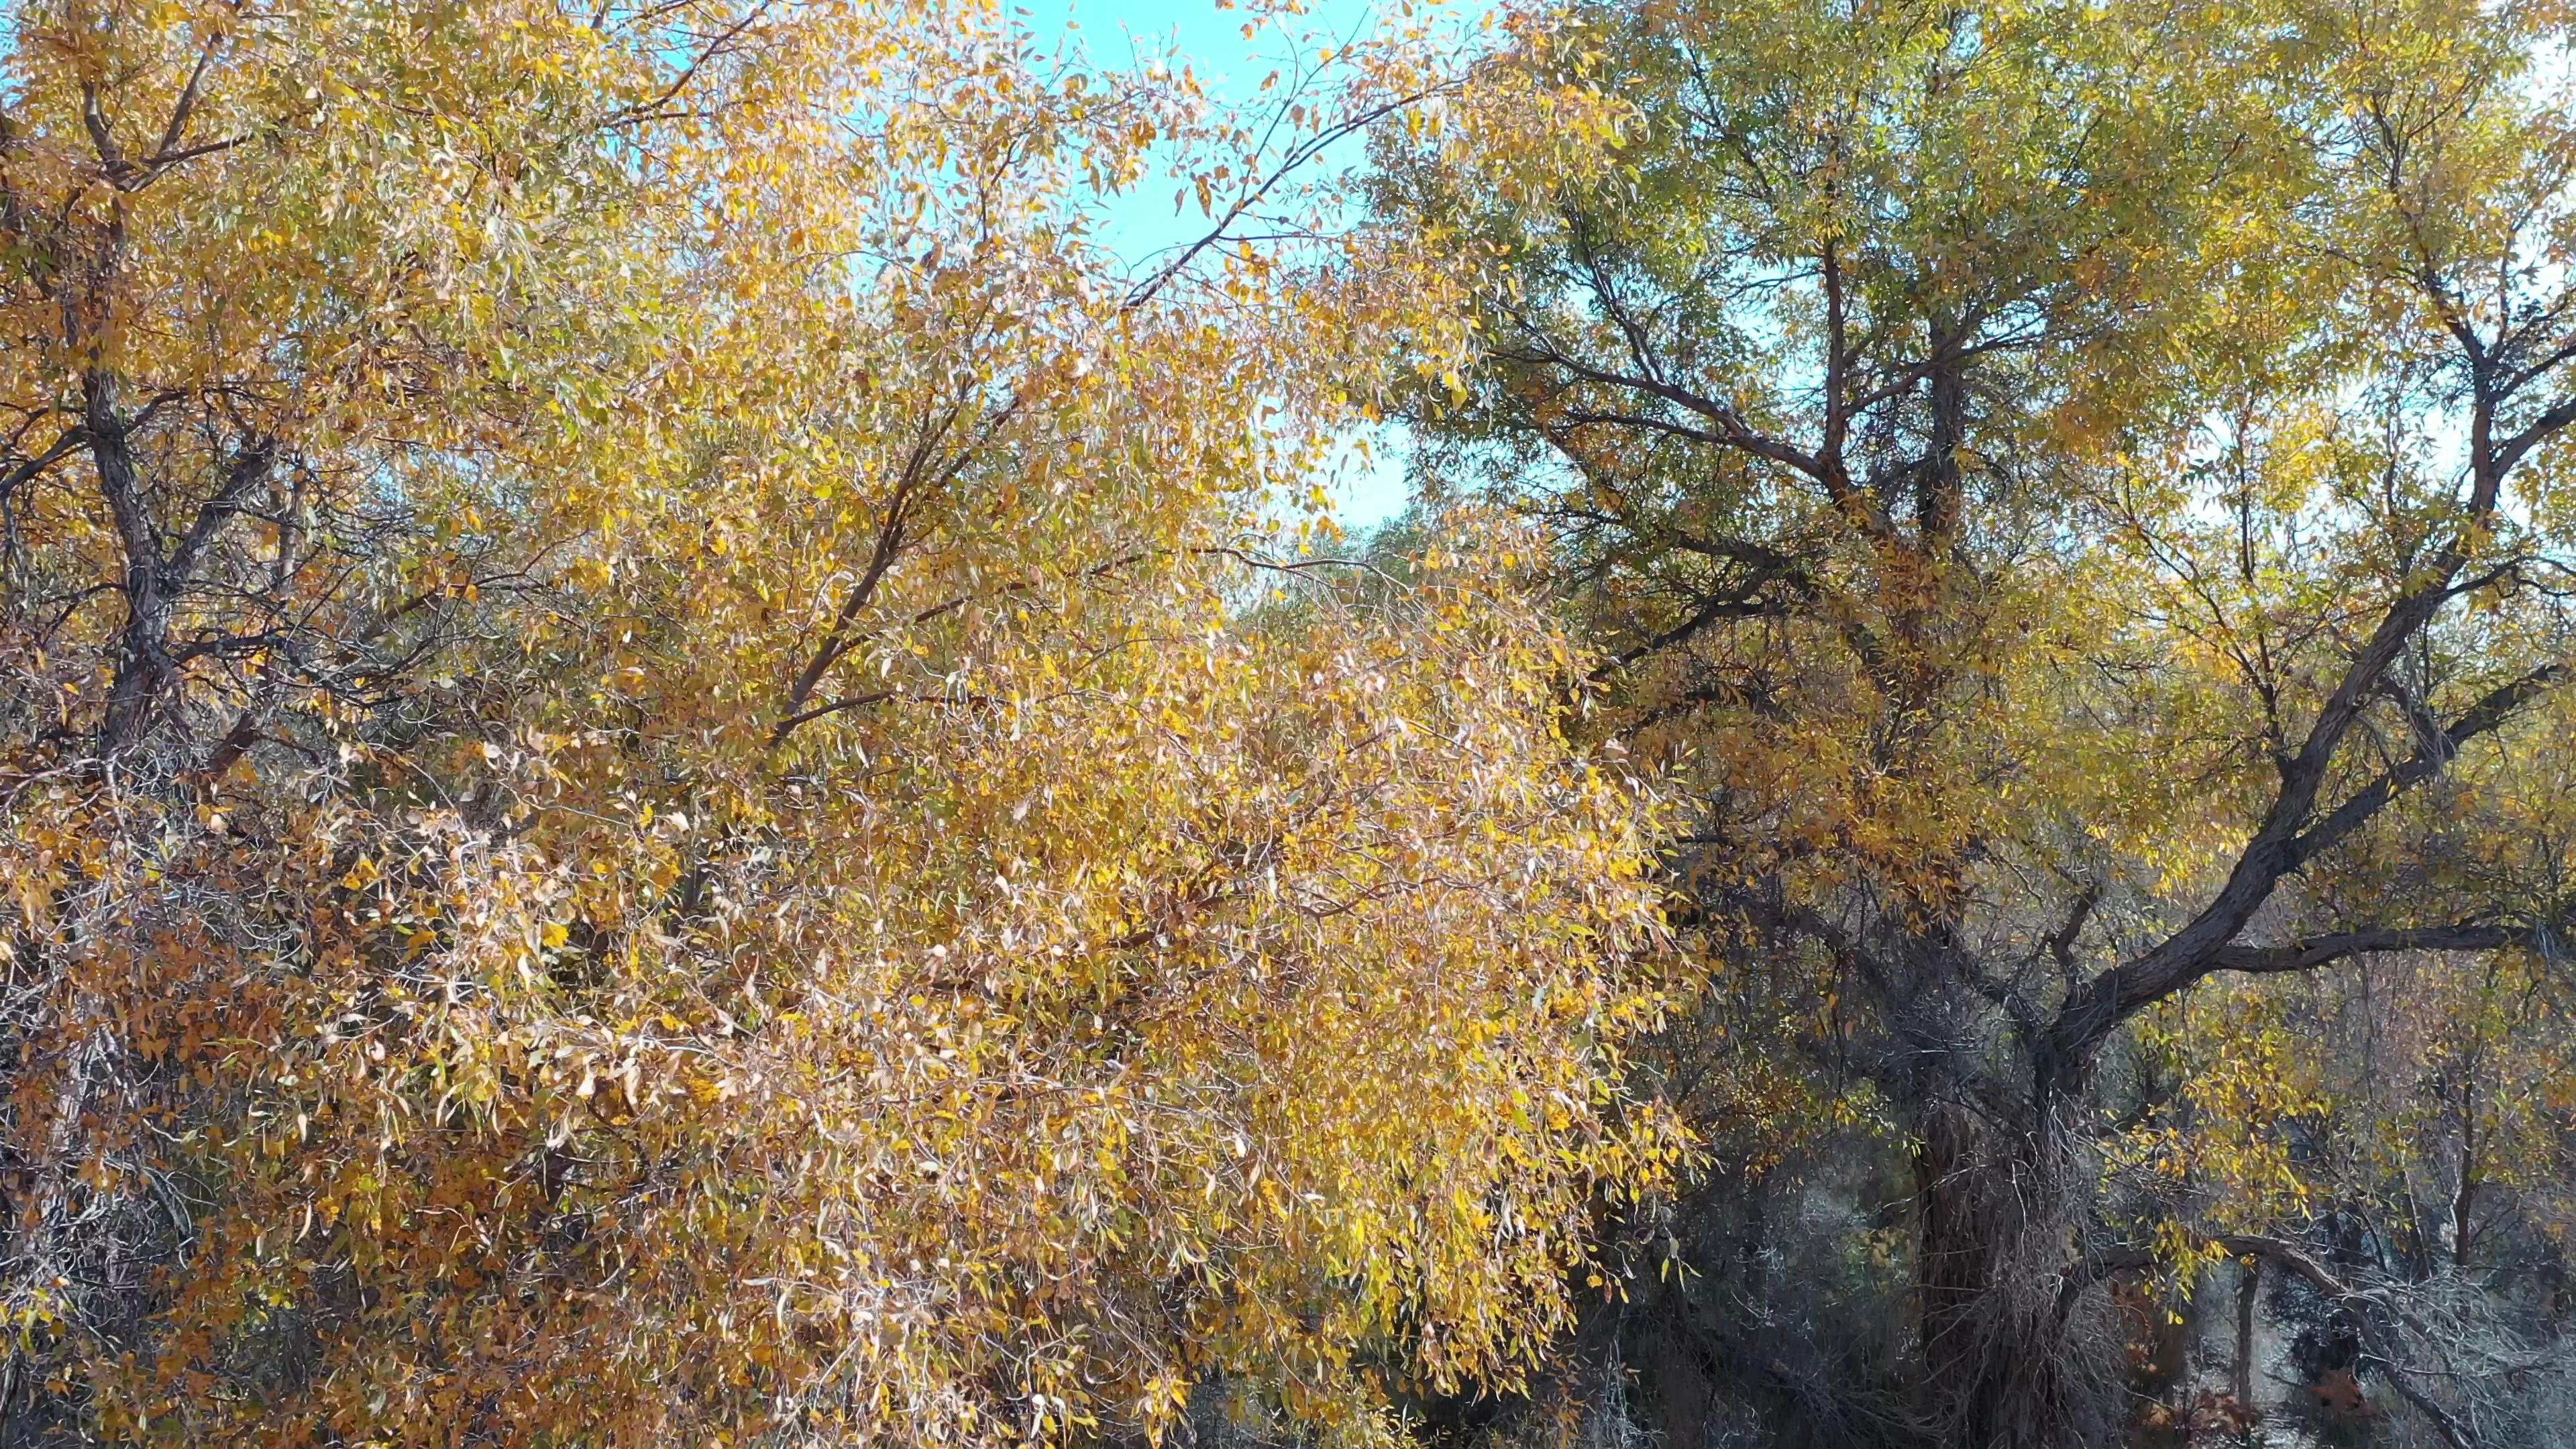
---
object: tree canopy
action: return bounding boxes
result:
[1374,0,2576,1440]
[0,3,1672,1443]
[11,0,2576,1446]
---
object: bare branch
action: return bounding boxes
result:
[1589,587,1791,681]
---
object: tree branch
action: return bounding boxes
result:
[0,428,83,506]
[1122,82,1454,312]
[2062,1235,2479,1449]
[2285,663,2567,871]
[607,0,775,128]
[768,390,1028,748]
[2038,497,2530,1082]
[1503,345,1833,486]
[2203,921,2541,975]
[2497,392,2576,476]
[1589,584,1792,680]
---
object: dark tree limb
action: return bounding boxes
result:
[1589,586,1792,681]
[2202,921,2546,974]
[2285,663,2567,871]
[2037,475,2538,1083]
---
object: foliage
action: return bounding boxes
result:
[1371,0,2576,1442]
[0,2,1676,1443]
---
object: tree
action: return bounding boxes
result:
[1371,0,2576,1440]
[0,3,1675,1443]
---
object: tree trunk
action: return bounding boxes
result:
[2235,1258,2257,1407]
[1913,1103,2104,1448]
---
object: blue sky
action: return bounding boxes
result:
[1025,0,1487,529]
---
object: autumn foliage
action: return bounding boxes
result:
[0,3,1673,1444]
[1372,0,2576,1442]
[17,0,2576,1446]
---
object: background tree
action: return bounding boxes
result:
[1372,0,2576,1442]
